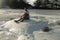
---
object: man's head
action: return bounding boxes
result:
[24,7,27,11]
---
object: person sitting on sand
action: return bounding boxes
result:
[15,7,30,22]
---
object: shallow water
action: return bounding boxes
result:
[0,10,60,40]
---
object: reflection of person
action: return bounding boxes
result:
[15,7,30,22]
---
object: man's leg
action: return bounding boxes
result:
[20,19,24,22]
[16,17,22,21]
[14,18,22,22]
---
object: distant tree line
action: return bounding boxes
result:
[8,0,32,9]
[34,0,60,9]
[8,0,60,9]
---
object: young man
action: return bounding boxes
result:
[15,8,30,22]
